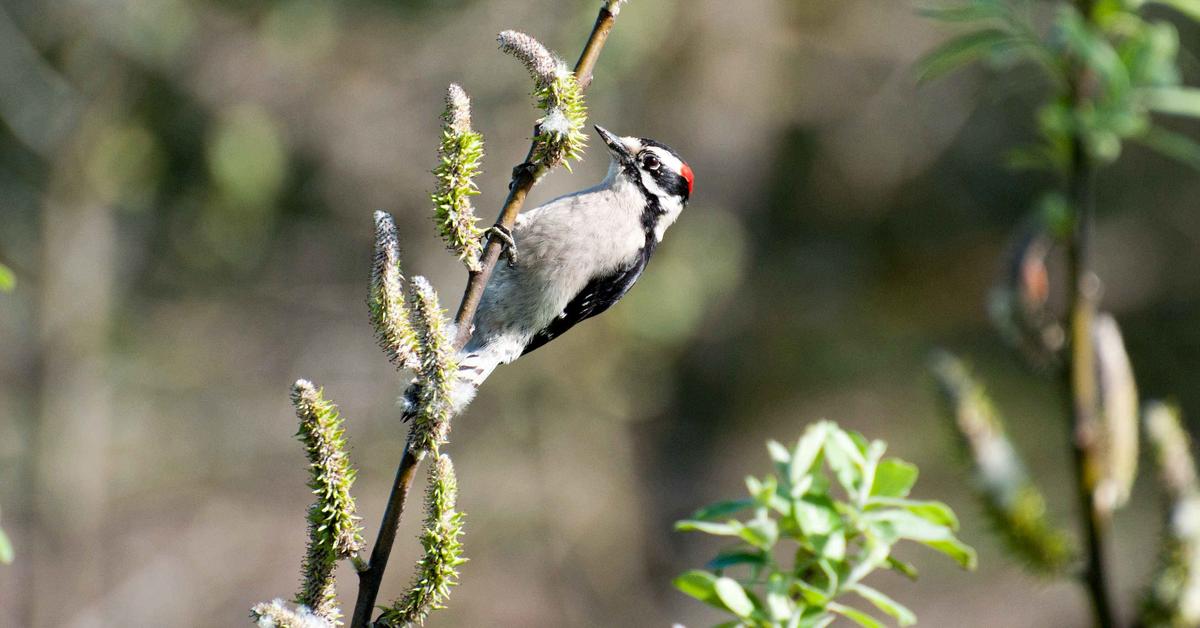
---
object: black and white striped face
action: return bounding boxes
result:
[594,125,694,242]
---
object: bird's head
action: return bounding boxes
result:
[594,124,693,241]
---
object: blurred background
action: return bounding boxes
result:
[2,0,1199,625]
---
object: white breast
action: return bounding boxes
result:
[466,174,648,358]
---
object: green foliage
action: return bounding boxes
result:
[431,84,486,271]
[674,421,974,627]
[929,351,1076,575]
[918,0,1200,170]
[378,455,467,627]
[292,380,365,623]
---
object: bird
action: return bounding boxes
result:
[404,124,694,418]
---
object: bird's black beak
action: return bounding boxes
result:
[594,125,631,159]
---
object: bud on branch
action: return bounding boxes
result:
[407,277,457,455]
[497,30,587,170]
[291,380,365,623]
[370,211,419,370]
[431,84,486,271]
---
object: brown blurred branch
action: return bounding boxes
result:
[1064,0,1116,624]
[350,4,624,626]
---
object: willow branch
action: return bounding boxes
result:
[1064,0,1116,623]
[350,5,624,626]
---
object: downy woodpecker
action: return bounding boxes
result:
[405,125,694,417]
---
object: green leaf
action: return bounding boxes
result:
[0,265,13,293]
[917,3,1008,23]
[791,423,827,486]
[688,499,755,522]
[714,576,757,618]
[863,509,977,569]
[795,495,838,536]
[868,498,960,530]
[674,570,722,608]
[1056,7,1129,97]
[795,580,830,606]
[916,29,1016,81]
[707,549,767,571]
[1149,0,1200,22]
[828,602,884,628]
[799,615,836,628]
[747,475,780,510]
[817,559,841,595]
[766,573,794,621]
[925,536,978,570]
[815,530,847,562]
[675,520,742,536]
[864,509,950,542]
[886,556,919,580]
[0,527,12,564]
[847,533,893,584]
[823,428,864,493]
[740,516,779,551]
[1133,125,1200,170]
[847,431,873,456]
[870,459,919,498]
[828,426,867,466]
[768,439,792,463]
[851,584,917,626]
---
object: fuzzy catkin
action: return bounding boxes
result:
[291,380,364,623]
[370,211,420,369]
[376,454,467,626]
[407,277,456,454]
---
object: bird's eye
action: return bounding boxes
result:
[641,153,661,171]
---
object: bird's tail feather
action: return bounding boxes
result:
[400,348,505,420]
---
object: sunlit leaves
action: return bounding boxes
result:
[919,0,1200,170]
[674,421,974,627]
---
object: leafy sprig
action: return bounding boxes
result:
[675,421,975,628]
[919,0,1200,170]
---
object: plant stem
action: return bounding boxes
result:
[350,447,424,628]
[1064,0,1116,622]
[349,6,623,626]
[1065,131,1116,628]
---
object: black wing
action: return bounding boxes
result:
[522,247,653,356]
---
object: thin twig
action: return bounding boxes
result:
[350,5,623,626]
[1064,1,1117,623]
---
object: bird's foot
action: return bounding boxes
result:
[485,223,518,268]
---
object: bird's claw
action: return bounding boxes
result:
[485,224,518,268]
[509,161,537,188]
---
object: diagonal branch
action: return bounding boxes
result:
[350,4,625,626]
[1063,1,1116,624]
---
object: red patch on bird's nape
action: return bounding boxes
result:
[680,162,694,196]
